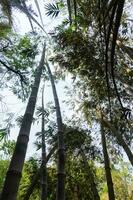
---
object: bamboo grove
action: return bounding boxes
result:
[0,0,133,200]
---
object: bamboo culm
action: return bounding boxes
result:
[46,62,65,200]
[41,84,47,200]
[101,121,115,200]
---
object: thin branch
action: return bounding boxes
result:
[0,42,10,52]
[0,70,8,87]
[0,59,26,83]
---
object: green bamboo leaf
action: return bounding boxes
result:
[0,128,8,141]
[45,3,60,18]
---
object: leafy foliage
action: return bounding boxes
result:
[0,33,39,100]
[0,140,16,159]
[45,3,60,18]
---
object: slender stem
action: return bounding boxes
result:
[100,121,115,200]
[46,62,65,200]
[41,84,47,200]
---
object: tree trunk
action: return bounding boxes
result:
[46,62,65,200]
[0,44,46,200]
[23,145,56,200]
[100,121,115,200]
[101,116,133,166]
[80,149,100,200]
[41,84,47,200]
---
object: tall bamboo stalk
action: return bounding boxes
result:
[0,44,46,200]
[46,62,65,200]
[100,121,115,200]
[41,84,47,200]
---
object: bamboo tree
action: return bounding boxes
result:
[46,62,65,200]
[100,120,115,200]
[41,84,47,200]
[0,44,46,200]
